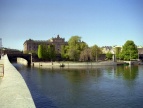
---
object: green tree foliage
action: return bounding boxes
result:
[38,44,56,60]
[106,52,113,60]
[120,40,138,60]
[48,45,56,61]
[79,41,88,51]
[68,48,80,61]
[119,52,124,60]
[91,45,102,61]
[43,44,49,60]
[67,36,88,61]
[68,36,81,49]
[38,45,44,59]
[61,45,69,60]
[38,44,49,60]
[115,47,121,59]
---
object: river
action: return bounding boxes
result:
[13,63,143,108]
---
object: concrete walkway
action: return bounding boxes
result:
[0,55,35,108]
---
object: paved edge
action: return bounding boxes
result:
[0,55,36,108]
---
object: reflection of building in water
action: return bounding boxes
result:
[23,35,68,53]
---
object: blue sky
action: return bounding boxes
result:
[0,0,143,50]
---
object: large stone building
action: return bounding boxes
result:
[23,35,68,54]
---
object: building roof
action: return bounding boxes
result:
[138,48,143,54]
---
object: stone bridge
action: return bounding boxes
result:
[7,54,31,65]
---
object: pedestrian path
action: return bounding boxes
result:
[0,55,35,108]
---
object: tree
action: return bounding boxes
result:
[79,41,88,51]
[91,45,102,61]
[67,36,89,61]
[106,52,113,60]
[120,40,138,60]
[67,36,82,61]
[38,44,56,61]
[68,36,81,49]
[48,45,56,61]
[68,48,80,61]
[119,52,124,60]
[115,47,121,60]
[38,45,44,59]
[38,44,49,60]
[61,45,69,60]
[80,48,92,61]
[43,44,49,60]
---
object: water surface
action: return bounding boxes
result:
[13,63,143,108]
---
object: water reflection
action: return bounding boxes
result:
[13,63,142,108]
[115,65,138,80]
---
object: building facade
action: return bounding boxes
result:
[23,35,68,54]
[101,46,113,54]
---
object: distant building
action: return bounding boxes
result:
[3,48,22,54]
[138,47,143,54]
[101,46,113,54]
[23,35,68,54]
[137,46,143,54]
[101,45,122,54]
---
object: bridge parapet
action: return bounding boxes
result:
[7,54,31,66]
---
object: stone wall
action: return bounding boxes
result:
[33,61,117,68]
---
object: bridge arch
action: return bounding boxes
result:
[7,54,31,66]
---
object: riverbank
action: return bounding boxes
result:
[0,55,35,108]
[32,61,117,68]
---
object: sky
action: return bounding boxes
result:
[0,0,143,50]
